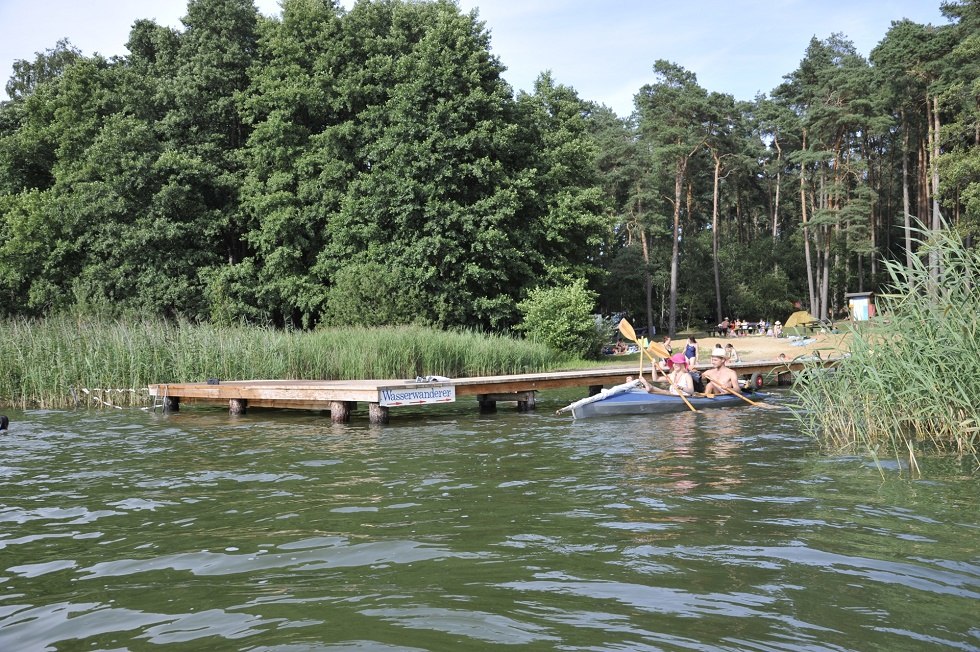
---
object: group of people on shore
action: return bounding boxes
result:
[661,335,738,365]
[717,318,782,338]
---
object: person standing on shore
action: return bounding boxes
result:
[684,336,698,366]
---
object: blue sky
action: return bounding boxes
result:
[0,0,949,115]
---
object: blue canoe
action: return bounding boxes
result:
[557,380,759,419]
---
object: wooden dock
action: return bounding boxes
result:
[148,358,829,424]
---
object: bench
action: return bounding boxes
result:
[804,320,834,334]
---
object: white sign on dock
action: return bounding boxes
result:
[379,384,456,407]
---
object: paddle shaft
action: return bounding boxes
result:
[702,377,774,409]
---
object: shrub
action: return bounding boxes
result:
[517,279,604,359]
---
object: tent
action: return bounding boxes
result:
[784,310,817,329]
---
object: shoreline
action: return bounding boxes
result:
[609,331,850,364]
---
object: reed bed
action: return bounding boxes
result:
[0,318,563,409]
[793,227,979,473]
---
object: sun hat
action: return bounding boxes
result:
[667,352,688,367]
[775,320,781,325]
[711,345,727,358]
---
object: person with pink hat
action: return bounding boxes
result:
[639,352,695,396]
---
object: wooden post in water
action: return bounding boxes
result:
[517,392,536,412]
[329,401,351,423]
[368,403,389,424]
[229,399,247,415]
[478,396,497,413]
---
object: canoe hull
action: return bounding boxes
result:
[570,389,750,419]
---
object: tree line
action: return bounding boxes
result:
[1,0,976,337]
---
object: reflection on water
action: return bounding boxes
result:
[0,397,977,651]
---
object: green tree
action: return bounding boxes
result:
[313,0,537,330]
[936,0,980,239]
[635,60,710,334]
[161,0,261,318]
[0,53,123,314]
[776,35,884,319]
[590,104,664,331]
[0,189,75,314]
[516,73,612,285]
[871,19,937,266]
[4,38,82,100]
[239,0,345,326]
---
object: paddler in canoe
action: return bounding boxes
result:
[701,345,742,395]
[636,352,695,396]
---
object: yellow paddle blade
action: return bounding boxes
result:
[647,341,670,358]
[617,319,637,342]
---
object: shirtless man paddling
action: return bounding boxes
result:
[701,345,741,395]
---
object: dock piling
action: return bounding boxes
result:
[329,401,352,423]
[368,403,389,424]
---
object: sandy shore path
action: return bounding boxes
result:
[681,331,850,363]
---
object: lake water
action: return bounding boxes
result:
[1,391,977,651]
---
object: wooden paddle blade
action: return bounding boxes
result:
[617,319,637,342]
[647,341,670,358]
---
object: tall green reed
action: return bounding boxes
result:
[0,318,563,409]
[793,226,979,473]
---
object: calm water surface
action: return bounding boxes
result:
[0,391,977,651]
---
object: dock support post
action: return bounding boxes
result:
[478,396,497,413]
[517,393,536,412]
[329,401,352,423]
[229,398,247,415]
[368,403,389,424]
[588,385,603,396]
[163,396,180,412]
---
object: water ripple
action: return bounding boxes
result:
[627,543,980,599]
[359,606,558,644]
[79,539,483,579]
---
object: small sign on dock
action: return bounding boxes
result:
[379,384,455,407]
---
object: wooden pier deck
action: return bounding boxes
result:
[148,357,832,424]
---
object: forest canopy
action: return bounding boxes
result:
[1,0,977,336]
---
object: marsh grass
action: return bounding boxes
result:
[793,227,979,473]
[0,318,563,409]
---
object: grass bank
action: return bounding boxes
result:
[0,318,566,409]
[793,227,979,473]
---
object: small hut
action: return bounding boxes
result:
[844,292,876,321]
